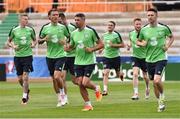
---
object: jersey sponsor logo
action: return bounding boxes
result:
[77,40,84,49]
[106,40,110,47]
[20,36,27,45]
[51,35,58,43]
[150,37,157,46]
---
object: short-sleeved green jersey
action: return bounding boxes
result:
[138,23,172,63]
[65,23,76,57]
[39,23,68,58]
[8,25,36,57]
[129,30,146,59]
[102,31,122,58]
[70,26,100,65]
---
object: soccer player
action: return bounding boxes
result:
[58,12,77,104]
[68,13,103,111]
[38,9,69,107]
[101,21,125,96]
[136,8,174,112]
[7,14,37,104]
[127,18,150,100]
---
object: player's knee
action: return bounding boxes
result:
[72,78,78,85]
[76,77,83,86]
[18,75,23,80]
[82,78,90,87]
[54,74,62,81]
[23,72,29,81]
[153,79,160,84]
[103,72,109,77]
[82,80,87,87]
[143,76,148,81]
[53,75,59,81]
[133,73,138,78]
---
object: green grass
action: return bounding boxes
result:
[0,81,180,118]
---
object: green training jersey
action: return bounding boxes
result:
[70,26,100,65]
[8,25,36,57]
[129,30,146,59]
[102,31,122,58]
[138,23,172,63]
[65,23,76,57]
[39,23,68,58]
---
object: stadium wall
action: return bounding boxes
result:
[0,56,179,81]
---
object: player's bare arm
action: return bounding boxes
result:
[31,38,37,48]
[127,39,132,51]
[163,35,174,52]
[109,40,125,48]
[38,35,49,44]
[7,38,19,50]
[85,39,104,53]
[136,39,147,47]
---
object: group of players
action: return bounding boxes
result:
[7,8,174,112]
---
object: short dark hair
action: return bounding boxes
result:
[48,9,58,16]
[109,21,116,26]
[133,17,141,22]
[59,12,66,19]
[147,8,158,14]
[75,13,85,20]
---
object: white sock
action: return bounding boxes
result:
[23,93,27,99]
[160,93,164,99]
[134,87,138,94]
[85,101,91,106]
[59,88,65,95]
[65,95,68,100]
[103,85,107,91]
[95,85,100,91]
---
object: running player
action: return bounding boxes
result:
[39,9,68,107]
[137,8,174,112]
[101,21,125,96]
[68,13,103,111]
[127,18,150,100]
[7,13,37,104]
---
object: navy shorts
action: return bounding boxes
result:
[132,57,147,72]
[14,56,33,76]
[103,56,121,72]
[146,60,167,80]
[74,64,95,78]
[46,57,66,76]
[64,57,75,75]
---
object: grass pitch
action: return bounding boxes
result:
[0,81,180,118]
